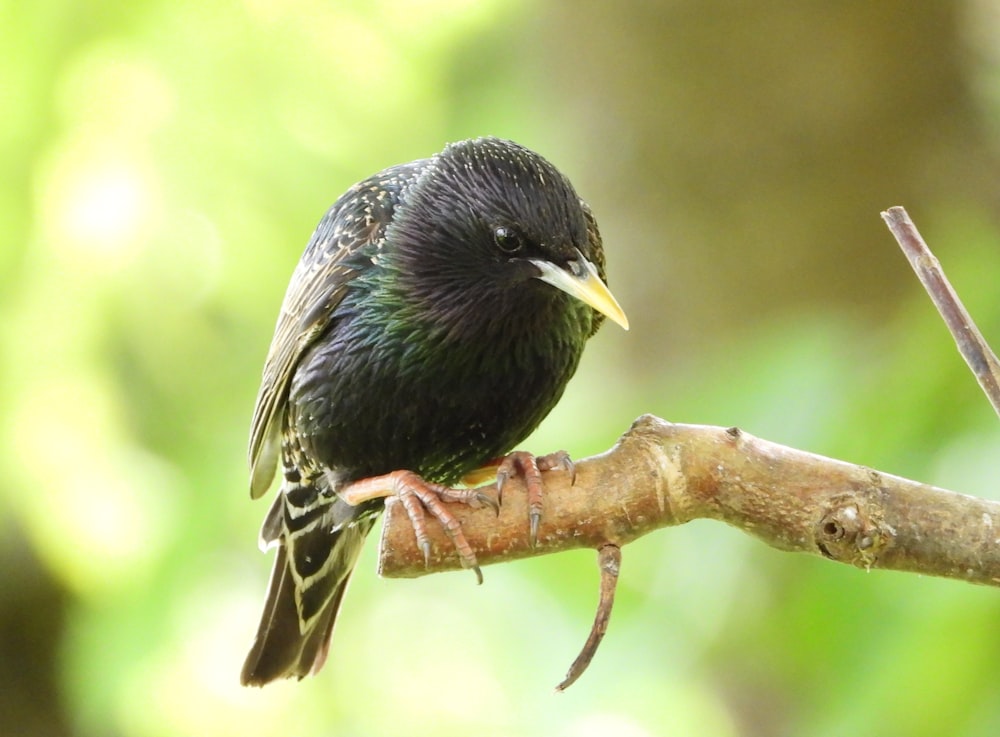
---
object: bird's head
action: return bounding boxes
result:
[388,137,628,335]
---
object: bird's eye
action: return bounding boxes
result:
[493,226,523,254]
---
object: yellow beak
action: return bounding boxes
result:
[530,252,629,330]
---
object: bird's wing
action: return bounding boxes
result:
[248,163,426,498]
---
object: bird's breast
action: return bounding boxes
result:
[287,291,589,485]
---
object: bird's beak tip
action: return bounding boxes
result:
[598,297,630,331]
[531,256,629,332]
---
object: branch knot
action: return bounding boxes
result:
[815,491,895,570]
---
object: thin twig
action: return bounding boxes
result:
[881,206,1000,418]
[555,543,621,692]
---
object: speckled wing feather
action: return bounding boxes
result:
[248,161,429,498]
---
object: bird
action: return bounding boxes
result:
[240,136,628,686]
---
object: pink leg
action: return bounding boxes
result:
[340,470,498,584]
[495,450,575,546]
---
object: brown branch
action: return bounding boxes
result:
[377,416,1000,686]
[555,543,621,692]
[378,416,1000,584]
[381,209,1000,587]
[375,208,1000,687]
[881,205,1000,419]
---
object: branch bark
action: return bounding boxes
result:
[378,416,1000,585]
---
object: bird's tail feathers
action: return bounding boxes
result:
[241,483,376,686]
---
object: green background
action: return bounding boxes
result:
[4,2,1000,736]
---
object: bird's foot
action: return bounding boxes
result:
[339,470,498,584]
[495,450,575,546]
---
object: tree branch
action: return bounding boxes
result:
[378,416,1000,584]
[375,208,1000,687]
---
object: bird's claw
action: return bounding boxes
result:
[495,469,510,506]
[556,454,576,486]
[420,539,432,567]
[474,489,501,516]
[343,470,485,583]
[495,449,573,547]
[538,450,575,485]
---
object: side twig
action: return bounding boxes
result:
[881,206,1000,418]
[555,543,620,692]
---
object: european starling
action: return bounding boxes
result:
[241,137,628,686]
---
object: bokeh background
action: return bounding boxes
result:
[4,1,1000,735]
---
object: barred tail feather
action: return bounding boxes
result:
[241,486,377,686]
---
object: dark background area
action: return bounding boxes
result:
[3,2,1000,735]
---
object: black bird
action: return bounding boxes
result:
[241,137,628,686]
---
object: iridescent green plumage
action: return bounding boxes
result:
[242,137,625,686]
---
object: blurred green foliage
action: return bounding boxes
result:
[3,2,1000,736]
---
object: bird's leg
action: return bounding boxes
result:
[495,450,575,546]
[339,470,498,584]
